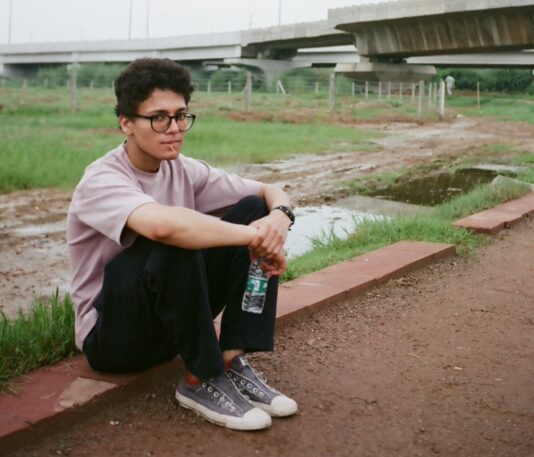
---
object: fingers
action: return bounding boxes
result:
[249,216,288,258]
[254,249,287,276]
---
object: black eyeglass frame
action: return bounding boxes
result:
[130,112,196,133]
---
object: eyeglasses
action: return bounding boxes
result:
[131,112,196,133]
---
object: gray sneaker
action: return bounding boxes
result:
[228,356,298,417]
[175,372,272,431]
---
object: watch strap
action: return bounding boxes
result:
[272,205,295,227]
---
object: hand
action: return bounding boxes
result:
[248,211,291,262]
[254,247,287,277]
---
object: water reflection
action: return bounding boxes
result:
[285,206,383,259]
[367,168,517,206]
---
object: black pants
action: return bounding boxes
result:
[83,195,278,380]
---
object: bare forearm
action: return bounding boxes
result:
[127,203,256,249]
[261,184,292,211]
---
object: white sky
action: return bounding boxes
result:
[0,0,390,44]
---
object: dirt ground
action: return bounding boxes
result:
[1,116,533,317]
[9,218,534,457]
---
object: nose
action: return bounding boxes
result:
[166,117,181,133]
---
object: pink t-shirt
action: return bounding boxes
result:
[67,144,262,350]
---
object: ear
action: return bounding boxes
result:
[119,114,133,135]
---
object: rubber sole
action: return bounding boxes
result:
[175,391,272,431]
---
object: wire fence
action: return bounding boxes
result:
[1,69,467,119]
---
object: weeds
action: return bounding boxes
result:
[0,291,77,392]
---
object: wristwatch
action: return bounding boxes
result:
[271,205,295,229]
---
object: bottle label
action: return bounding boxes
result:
[245,275,268,296]
[242,258,269,314]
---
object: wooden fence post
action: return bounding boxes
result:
[477,82,481,114]
[244,72,252,111]
[67,62,80,112]
[418,80,424,117]
[439,80,446,119]
[328,74,336,112]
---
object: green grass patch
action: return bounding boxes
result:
[509,152,534,166]
[0,292,77,392]
[447,95,534,123]
[433,179,531,221]
[0,87,380,193]
[282,214,478,281]
[282,178,532,281]
[183,116,377,165]
[342,169,408,195]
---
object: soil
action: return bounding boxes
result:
[9,218,534,457]
[1,115,533,317]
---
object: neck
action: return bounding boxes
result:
[124,140,160,173]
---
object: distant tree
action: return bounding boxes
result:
[436,68,533,93]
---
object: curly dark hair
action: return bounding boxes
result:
[114,58,195,117]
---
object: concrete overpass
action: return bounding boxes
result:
[0,21,351,85]
[329,0,534,81]
[1,0,534,83]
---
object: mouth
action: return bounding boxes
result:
[161,140,181,146]
[161,140,181,152]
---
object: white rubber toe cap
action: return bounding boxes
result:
[271,395,298,417]
[225,407,272,431]
[253,395,298,417]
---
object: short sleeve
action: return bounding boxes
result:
[182,157,262,214]
[75,165,155,246]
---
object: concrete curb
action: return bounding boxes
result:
[454,192,534,234]
[0,240,455,452]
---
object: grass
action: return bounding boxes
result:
[433,178,531,220]
[0,87,380,193]
[0,291,77,392]
[343,169,408,195]
[183,116,378,165]
[282,178,532,281]
[447,93,534,123]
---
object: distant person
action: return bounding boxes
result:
[445,75,455,96]
[67,58,297,431]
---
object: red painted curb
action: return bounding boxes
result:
[0,240,455,452]
[454,192,534,234]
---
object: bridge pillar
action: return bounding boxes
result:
[224,58,310,90]
[335,56,436,83]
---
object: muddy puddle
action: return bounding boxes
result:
[366,166,519,206]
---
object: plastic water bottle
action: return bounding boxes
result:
[241,258,270,314]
